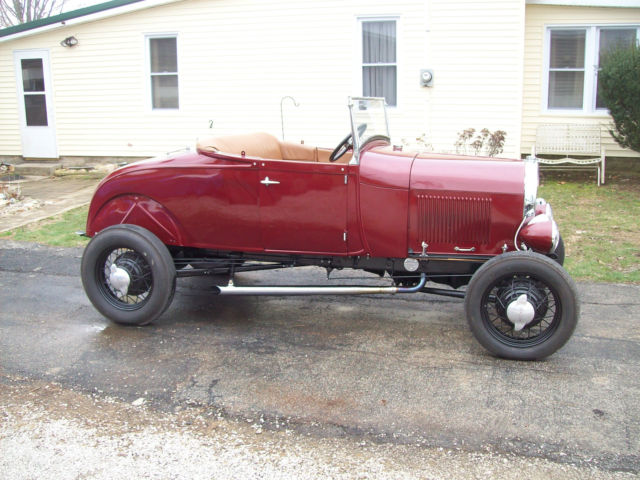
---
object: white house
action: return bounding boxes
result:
[1,0,639,162]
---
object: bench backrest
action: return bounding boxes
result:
[535,124,602,155]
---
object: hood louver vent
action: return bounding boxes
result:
[417,193,492,245]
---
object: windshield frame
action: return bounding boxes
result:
[348,96,390,164]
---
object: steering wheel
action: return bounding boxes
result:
[329,123,367,162]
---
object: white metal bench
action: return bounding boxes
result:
[532,124,606,186]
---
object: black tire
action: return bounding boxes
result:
[81,224,176,326]
[464,251,579,360]
[547,235,565,266]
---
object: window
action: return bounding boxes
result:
[21,58,48,126]
[149,36,179,109]
[548,30,586,109]
[545,26,639,113]
[595,28,637,109]
[361,19,397,107]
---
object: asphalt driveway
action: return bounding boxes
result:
[0,242,638,475]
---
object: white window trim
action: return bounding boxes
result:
[144,33,180,112]
[542,24,640,116]
[356,15,401,109]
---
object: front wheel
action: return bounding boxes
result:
[464,251,579,360]
[81,225,176,325]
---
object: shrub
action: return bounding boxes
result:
[598,43,640,153]
[454,128,506,157]
[401,133,433,151]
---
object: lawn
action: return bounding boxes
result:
[0,205,90,247]
[538,167,640,283]
[1,167,639,283]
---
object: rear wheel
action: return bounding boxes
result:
[464,251,578,360]
[81,225,176,325]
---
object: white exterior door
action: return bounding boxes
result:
[14,50,58,159]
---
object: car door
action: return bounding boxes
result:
[258,160,348,254]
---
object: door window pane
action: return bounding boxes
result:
[24,94,48,126]
[149,36,179,109]
[596,28,637,108]
[362,20,397,106]
[21,59,45,92]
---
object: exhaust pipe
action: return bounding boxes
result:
[214,273,426,296]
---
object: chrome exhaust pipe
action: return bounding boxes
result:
[215,273,426,296]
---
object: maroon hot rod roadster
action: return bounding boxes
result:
[81,97,578,360]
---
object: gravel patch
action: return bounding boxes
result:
[0,376,634,480]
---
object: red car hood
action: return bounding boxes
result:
[410,150,525,195]
[370,144,521,162]
[362,145,525,194]
[360,145,527,256]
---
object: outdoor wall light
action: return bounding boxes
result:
[60,36,78,47]
[420,69,434,87]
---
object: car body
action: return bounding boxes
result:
[81,98,578,360]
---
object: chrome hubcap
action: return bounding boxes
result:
[108,263,131,298]
[506,294,536,331]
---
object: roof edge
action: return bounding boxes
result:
[0,0,182,41]
[0,0,145,38]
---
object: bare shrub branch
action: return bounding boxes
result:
[0,0,65,27]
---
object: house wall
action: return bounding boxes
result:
[0,0,526,159]
[522,4,640,158]
[427,0,526,156]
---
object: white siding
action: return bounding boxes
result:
[0,0,432,158]
[0,53,21,155]
[0,0,529,159]
[426,0,526,156]
[522,4,640,158]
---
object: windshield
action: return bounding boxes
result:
[348,97,390,163]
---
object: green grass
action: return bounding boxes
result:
[539,172,640,283]
[1,168,639,283]
[0,205,90,247]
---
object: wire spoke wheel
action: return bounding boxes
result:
[97,248,153,310]
[81,225,176,326]
[465,251,579,360]
[483,274,559,348]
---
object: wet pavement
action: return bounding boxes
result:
[0,242,639,473]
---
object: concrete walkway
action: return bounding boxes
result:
[0,176,100,233]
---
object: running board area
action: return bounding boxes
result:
[214,273,427,296]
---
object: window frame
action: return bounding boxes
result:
[145,33,180,111]
[357,16,400,109]
[542,24,640,116]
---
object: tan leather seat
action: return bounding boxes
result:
[279,141,317,162]
[197,132,283,160]
[317,147,352,164]
[197,132,354,164]
[197,132,318,162]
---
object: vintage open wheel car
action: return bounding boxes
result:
[81,97,578,360]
